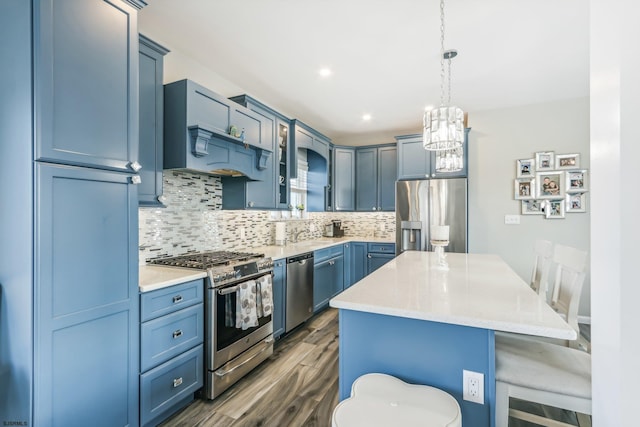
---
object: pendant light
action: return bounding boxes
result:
[423,0,464,160]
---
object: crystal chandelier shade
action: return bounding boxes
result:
[435,146,464,173]
[423,0,465,158]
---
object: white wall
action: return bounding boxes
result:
[467,97,591,317]
[590,0,640,424]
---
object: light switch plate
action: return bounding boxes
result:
[504,214,521,225]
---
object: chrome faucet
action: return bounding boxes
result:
[292,229,305,243]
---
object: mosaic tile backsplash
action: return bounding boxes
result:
[139,171,396,263]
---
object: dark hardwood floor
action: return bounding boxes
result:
[160,308,339,427]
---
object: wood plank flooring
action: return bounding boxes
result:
[160,308,590,427]
[160,308,339,427]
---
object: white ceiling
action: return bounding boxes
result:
[138,0,589,146]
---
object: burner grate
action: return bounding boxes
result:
[149,250,264,269]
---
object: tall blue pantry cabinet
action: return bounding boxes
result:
[0,1,144,426]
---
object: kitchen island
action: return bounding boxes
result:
[329,251,576,427]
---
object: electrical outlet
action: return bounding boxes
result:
[504,214,521,225]
[240,227,246,239]
[463,370,484,404]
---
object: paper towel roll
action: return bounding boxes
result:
[275,222,286,245]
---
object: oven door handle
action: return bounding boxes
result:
[217,286,239,296]
[214,337,274,377]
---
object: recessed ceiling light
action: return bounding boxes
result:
[362,114,372,121]
[318,67,332,78]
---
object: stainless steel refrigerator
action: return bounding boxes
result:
[395,178,468,255]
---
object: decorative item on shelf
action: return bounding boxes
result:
[240,128,245,142]
[228,125,240,138]
[423,0,465,164]
[430,225,450,269]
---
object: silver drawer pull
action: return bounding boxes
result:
[367,254,372,258]
[172,329,183,339]
[172,295,183,304]
[329,260,335,266]
[173,377,183,388]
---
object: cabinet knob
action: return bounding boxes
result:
[378,206,381,210]
[329,260,335,266]
[129,161,142,172]
[157,195,166,204]
[367,254,372,258]
[248,201,255,207]
[372,207,377,211]
[130,175,141,184]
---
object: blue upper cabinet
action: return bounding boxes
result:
[355,144,397,211]
[378,145,397,211]
[164,80,272,182]
[139,35,169,207]
[396,134,431,180]
[34,0,141,173]
[396,129,470,179]
[332,147,356,211]
[226,94,287,209]
[290,119,331,179]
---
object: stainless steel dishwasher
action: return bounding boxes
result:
[286,252,314,332]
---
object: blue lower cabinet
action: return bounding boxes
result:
[273,260,286,339]
[140,280,204,426]
[343,243,353,288]
[367,243,395,275]
[140,344,204,427]
[35,163,139,427]
[350,242,367,285]
[314,246,344,312]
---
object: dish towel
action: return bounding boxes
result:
[256,274,273,318]
[235,279,258,330]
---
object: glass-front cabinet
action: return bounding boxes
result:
[277,119,290,209]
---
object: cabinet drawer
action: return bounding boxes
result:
[141,304,204,371]
[314,245,343,264]
[367,243,395,253]
[140,344,203,427]
[141,279,204,322]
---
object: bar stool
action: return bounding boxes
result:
[331,373,461,427]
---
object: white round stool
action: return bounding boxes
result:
[332,373,461,427]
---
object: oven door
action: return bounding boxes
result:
[208,275,273,371]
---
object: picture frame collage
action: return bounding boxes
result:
[515,151,588,219]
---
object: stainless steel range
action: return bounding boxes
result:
[150,251,274,399]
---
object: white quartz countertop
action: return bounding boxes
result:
[329,251,577,340]
[252,237,394,260]
[139,237,393,292]
[139,265,207,293]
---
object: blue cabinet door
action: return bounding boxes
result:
[396,135,430,180]
[272,260,286,339]
[355,148,378,211]
[35,163,139,427]
[329,255,345,298]
[314,258,333,312]
[333,147,355,211]
[367,253,395,274]
[139,35,169,206]
[343,243,353,288]
[378,146,397,211]
[351,242,368,285]
[34,0,140,173]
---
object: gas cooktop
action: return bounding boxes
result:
[149,250,265,270]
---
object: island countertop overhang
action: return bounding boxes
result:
[330,251,577,340]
